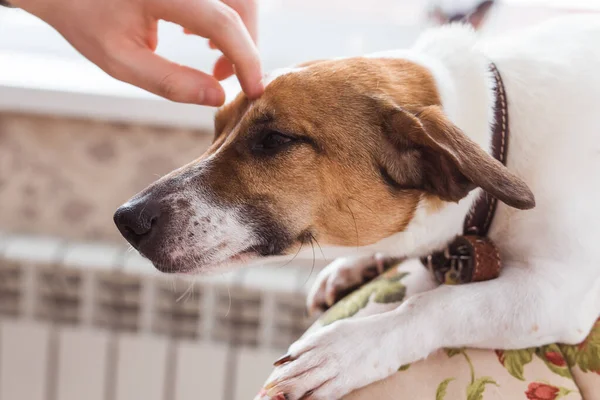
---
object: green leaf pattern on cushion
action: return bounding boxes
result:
[560,345,579,370]
[495,348,535,381]
[434,344,584,399]
[557,386,576,398]
[536,344,573,379]
[466,377,499,400]
[398,364,410,372]
[560,318,600,373]
[436,348,500,400]
[372,281,406,303]
[315,266,599,397]
[445,348,465,358]
[320,272,408,326]
[436,378,455,400]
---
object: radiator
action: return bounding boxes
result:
[0,233,321,400]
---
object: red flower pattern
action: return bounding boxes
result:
[495,350,505,365]
[544,351,566,367]
[525,382,559,400]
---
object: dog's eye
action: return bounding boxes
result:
[253,131,295,152]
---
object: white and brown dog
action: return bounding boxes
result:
[114,15,600,400]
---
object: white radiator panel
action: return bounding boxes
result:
[234,347,284,400]
[0,234,322,400]
[0,320,50,400]
[174,341,228,400]
[114,334,168,400]
[55,327,109,400]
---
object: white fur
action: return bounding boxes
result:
[158,163,257,272]
[263,67,306,85]
[268,16,600,400]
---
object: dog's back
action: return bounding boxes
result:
[474,16,600,268]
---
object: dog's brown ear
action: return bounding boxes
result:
[381,104,535,210]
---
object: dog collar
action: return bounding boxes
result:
[422,63,507,285]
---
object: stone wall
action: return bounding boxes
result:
[0,112,213,243]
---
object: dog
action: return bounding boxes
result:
[114,15,600,399]
[428,0,495,30]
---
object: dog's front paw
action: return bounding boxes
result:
[263,319,398,400]
[306,253,399,315]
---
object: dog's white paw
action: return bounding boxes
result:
[264,319,398,400]
[306,253,399,315]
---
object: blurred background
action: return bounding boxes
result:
[0,1,598,400]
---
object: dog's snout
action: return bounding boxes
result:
[113,198,161,249]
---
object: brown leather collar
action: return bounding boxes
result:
[422,63,508,284]
[463,62,509,236]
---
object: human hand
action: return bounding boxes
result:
[183,0,258,87]
[13,0,264,106]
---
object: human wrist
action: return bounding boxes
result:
[7,0,54,21]
[7,0,43,12]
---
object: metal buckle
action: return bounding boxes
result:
[423,237,473,285]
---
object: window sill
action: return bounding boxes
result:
[0,52,231,130]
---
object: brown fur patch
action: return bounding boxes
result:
[202,58,442,249]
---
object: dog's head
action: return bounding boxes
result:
[114,57,534,274]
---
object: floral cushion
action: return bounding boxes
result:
[294,261,600,400]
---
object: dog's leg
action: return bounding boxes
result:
[265,263,598,400]
[306,253,402,314]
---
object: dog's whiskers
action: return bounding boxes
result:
[309,232,326,261]
[277,239,304,269]
[303,235,317,286]
[225,283,232,318]
[176,277,196,303]
[348,197,378,218]
[346,203,359,250]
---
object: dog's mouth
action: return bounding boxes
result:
[138,241,259,274]
[139,226,312,275]
[150,249,258,274]
[136,228,301,274]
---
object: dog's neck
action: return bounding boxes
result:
[374,25,499,258]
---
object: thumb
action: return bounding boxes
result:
[112,48,226,106]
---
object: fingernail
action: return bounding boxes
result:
[273,354,293,366]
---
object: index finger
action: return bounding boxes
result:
[152,0,264,98]
[221,0,258,43]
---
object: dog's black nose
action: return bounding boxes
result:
[113,198,161,249]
